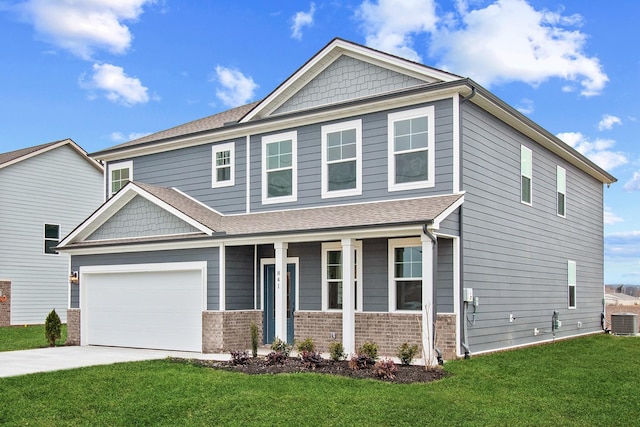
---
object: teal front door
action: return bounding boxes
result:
[264,263,296,344]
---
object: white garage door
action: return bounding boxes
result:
[82,264,204,352]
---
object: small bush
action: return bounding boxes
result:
[349,353,373,370]
[373,358,398,379]
[230,350,250,366]
[270,337,292,357]
[44,309,61,347]
[250,322,259,358]
[329,342,345,362]
[358,341,378,361]
[300,350,323,369]
[265,351,287,365]
[297,337,315,353]
[397,342,419,365]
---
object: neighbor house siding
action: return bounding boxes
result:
[460,102,604,354]
[0,145,102,324]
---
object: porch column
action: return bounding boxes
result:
[274,242,288,342]
[421,233,435,365]
[341,238,355,355]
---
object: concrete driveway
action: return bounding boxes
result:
[0,346,229,378]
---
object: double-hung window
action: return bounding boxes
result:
[108,160,133,197]
[521,145,532,205]
[389,238,423,311]
[557,166,566,217]
[262,131,297,204]
[322,242,362,311]
[44,224,60,255]
[321,119,362,198]
[388,106,435,191]
[212,142,235,188]
[568,260,577,309]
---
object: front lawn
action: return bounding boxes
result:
[0,324,67,352]
[1,334,639,426]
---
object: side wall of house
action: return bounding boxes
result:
[0,145,103,324]
[460,102,605,354]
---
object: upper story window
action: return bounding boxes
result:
[262,131,297,204]
[212,142,235,188]
[321,241,363,311]
[108,160,133,197]
[388,106,435,192]
[389,237,423,312]
[568,260,576,309]
[521,145,532,205]
[44,224,60,255]
[321,120,362,198]
[557,166,566,217]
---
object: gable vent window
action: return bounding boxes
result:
[44,224,60,255]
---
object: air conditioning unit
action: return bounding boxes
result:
[611,313,639,336]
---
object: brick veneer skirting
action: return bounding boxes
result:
[294,311,343,353]
[355,312,424,357]
[0,281,10,327]
[435,313,457,360]
[66,309,81,345]
[202,310,263,353]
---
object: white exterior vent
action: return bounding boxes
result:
[611,313,639,336]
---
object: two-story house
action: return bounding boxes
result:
[57,39,615,361]
[0,139,103,325]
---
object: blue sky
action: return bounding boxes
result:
[1,0,638,284]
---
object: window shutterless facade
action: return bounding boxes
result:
[389,238,423,311]
[321,119,362,198]
[262,131,297,204]
[321,241,362,311]
[568,260,576,309]
[388,106,435,191]
[212,142,235,188]
[44,223,60,255]
[521,145,532,205]
[557,165,566,217]
[108,160,133,196]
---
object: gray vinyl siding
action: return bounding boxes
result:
[437,208,460,236]
[436,238,454,313]
[70,247,220,310]
[362,238,388,312]
[123,137,247,214]
[289,242,321,311]
[460,102,605,354]
[0,144,103,324]
[225,246,254,310]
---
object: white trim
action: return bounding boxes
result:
[261,131,297,205]
[219,243,226,311]
[321,119,362,199]
[557,165,567,218]
[261,254,299,343]
[452,94,460,193]
[246,135,251,213]
[471,330,602,356]
[388,237,423,313]
[432,193,465,229]
[388,106,436,192]
[211,142,235,188]
[520,145,532,206]
[107,160,133,197]
[43,223,61,256]
[321,241,363,312]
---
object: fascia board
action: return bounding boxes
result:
[432,193,465,230]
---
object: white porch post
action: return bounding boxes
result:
[421,233,435,365]
[274,242,288,342]
[341,238,355,355]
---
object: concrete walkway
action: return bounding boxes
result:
[0,346,230,378]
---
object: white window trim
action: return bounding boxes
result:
[568,260,577,309]
[557,165,566,218]
[321,241,363,312]
[107,160,133,197]
[43,223,60,256]
[212,142,235,188]
[521,145,532,206]
[388,237,422,313]
[321,119,362,199]
[261,131,297,205]
[388,106,436,192]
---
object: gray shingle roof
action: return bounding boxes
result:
[0,139,66,166]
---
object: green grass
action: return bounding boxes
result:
[0,324,67,352]
[1,334,639,426]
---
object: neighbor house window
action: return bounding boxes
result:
[321,120,362,198]
[388,106,435,191]
[108,160,133,196]
[521,145,532,205]
[262,131,297,204]
[322,242,362,311]
[44,224,60,255]
[389,238,422,311]
[568,260,576,309]
[557,166,566,217]
[212,142,235,188]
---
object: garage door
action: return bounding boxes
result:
[82,264,204,352]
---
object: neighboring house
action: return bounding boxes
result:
[0,139,103,325]
[58,39,615,361]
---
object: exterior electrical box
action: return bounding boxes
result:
[463,288,474,303]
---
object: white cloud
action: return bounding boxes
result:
[16,0,153,60]
[84,63,150,106]
[291,2,315,40]
[111,131,151,142]
[606,231,640,261]
[428,0,608,96]
[598,114,622,131]
[214,66,258,108]
[516,98,534,115]
[604,206,623,225]
[624,171,640,192]
[556,131,627,171]
[356,0,438,62]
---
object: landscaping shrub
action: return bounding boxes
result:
[297,337,315,353]
[328,341,345,361]
[397,342,419,365]
[44,309,61,347]
[270,337,292,357]
[373,358,398,379]
[230,350,250,366]
[358,341,378,361]
[300,351,323,369]
[349,353,373,370]
[265,351,287,365]
[250,322,259,358]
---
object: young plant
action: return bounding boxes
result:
[329,342,345,362]
[265,351,287,365]
[44,309,61,347]
[358,341,378,361]
[349,353,372,370]
[230,350,250,366]
[297,337,315,353]
[250,321,259,358]
[300,351,323,369]
[373,358,398,379]
[397,342,419,365]
[270,337,292,357]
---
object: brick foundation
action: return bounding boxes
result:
[294,311,343,352]
[66,309,81,345]
[435,314,457,360]
[355,312,424,358]
[0,281,10,327]
[202,310,263,353]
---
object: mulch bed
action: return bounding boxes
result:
[171,356,447,384]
